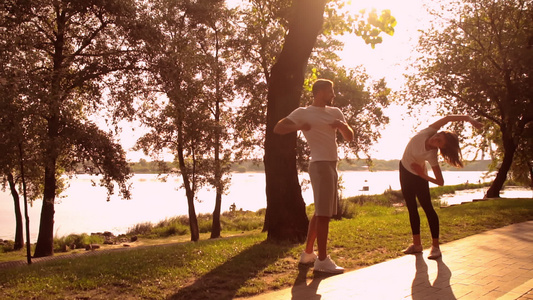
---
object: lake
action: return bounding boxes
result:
[1,171,530,242]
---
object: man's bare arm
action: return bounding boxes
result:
[273,118,310,135]
[331,119,354,142]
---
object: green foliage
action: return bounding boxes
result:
[404,0,533,194]
[127,222,154,236]
[0,240,16,253]
[352,8,396,48]
[126,210,265,239]
[53,234,104,253]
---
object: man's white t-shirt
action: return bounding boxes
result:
[401,127,439,175]
[286,105,345,162]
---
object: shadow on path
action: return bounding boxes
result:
[289,264,323,299]
[289,263,344,299]
[412,254,456,300]
[168,240,292,300]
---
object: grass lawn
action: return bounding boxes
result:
[0,198,531,299]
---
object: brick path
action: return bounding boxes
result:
[246,221,533,300]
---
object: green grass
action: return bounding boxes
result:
[0,197,531,299]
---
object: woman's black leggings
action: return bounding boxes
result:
[399,162,439,239]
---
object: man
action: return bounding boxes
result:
[273,79,354,274]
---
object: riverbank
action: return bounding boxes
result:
[1,182,530,260]
[1,170,502,242]
[1,198,532,299]
[128,159,495,173]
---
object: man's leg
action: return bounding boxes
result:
[304,215,317,254]
[316,215,330,260]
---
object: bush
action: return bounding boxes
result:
[127,222,154,236]
[54,233,104,252]
[151,224,188,237]
[0,240,15,253]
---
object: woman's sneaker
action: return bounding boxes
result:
[314,255,344,274]
[299,251,317,264]
[428,246,442,259]
[403,244,423,254]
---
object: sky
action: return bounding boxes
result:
[121,0,438,162]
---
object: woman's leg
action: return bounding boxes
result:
[400,163,421,240]
[416,181,440,245]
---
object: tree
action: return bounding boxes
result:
[404,0,533,197]
[233,1,396,160]
[0,34,24,250]
[3,0,140,257]
[232,0,292,160]
[263,0,396,242]
[179,0,240,239]
[263,0,327,243]
[135,0,231,242]
[1,0,47,252]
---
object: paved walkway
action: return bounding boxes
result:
[246,221,533,300]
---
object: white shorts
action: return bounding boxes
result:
[309,161,338,217]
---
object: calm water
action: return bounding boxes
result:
[1,171,530,242]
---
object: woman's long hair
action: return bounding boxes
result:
[439,131,463,168]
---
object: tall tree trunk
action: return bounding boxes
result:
[7,173,24,250]
[211,118,222,238]
[264,0,326,243]
[34,112,60,257]
[177,121,200,242]
[528,161,533,189]
[486,130,517,198]
[211,192,222,239]
[211,31,222,239]
[33,163,56,257]
[19,144,32,264]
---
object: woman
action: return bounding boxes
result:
[400,115,482,259]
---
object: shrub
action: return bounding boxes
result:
[0,240,15,253]
[54,233,103,252]
[127,222,153,236]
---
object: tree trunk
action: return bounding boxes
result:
[528,161,533,189]
[7,173,24,250]
[33,163,56,257]
[486,130,517,198]
[211,32,222,239]
[176,121,200,242]
[180,163,200,242]
[263,0,326,243]
[211,192,222,239]
[186,188,200,242]
[19,143,32,264]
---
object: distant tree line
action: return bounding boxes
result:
[126,158,494,174]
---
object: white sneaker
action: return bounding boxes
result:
[314,255,344,274]
[299,251,317,264]
[428,246,442,259]
[403,244,423,254]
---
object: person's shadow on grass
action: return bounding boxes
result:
[411,253,456,300]
[168,240,292,300]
